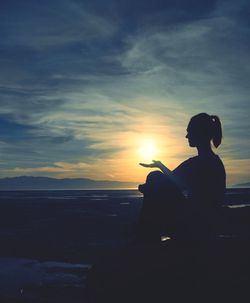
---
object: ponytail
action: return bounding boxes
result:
[210,115,222,148]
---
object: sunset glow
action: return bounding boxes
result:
[138,139,157,161]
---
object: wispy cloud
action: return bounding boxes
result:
[1,0,117,51]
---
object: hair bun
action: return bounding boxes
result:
[210,115,222,148]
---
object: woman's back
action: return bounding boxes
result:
[174,154,225,211]
[173,153,226,239]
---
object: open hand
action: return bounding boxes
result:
[139,160,162,168]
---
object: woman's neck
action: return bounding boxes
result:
[197,143,214,156]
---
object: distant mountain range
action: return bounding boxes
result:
[0,176,138,190]
[0,176,248,190]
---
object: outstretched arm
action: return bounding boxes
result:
[139,160,186,190]
[139,160,172,176]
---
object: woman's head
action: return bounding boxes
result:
[186,113,222,148]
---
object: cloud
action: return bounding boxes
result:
[120,16,250,95]
[116,8,250,162]
[0,0,117,51]
[0,161,100,180]
[0,0,249,184]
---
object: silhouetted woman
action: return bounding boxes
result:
[137,113,226,242]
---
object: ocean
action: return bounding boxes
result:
[0,188,249,302]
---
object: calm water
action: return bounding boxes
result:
[0,190,143,261]
[0,188,249,302]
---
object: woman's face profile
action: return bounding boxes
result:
[186,123,197,147]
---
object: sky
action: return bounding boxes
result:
[0,0,249,186]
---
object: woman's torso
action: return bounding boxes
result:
[174,154,226,212]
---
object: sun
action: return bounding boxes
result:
[138,139,157,161]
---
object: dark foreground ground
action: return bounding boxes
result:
[0,189,249,302]
[87,238,250,303]
[0,190,141,302]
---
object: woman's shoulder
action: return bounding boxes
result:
[175,154,224,173]
[198,154,225,173]
[184,156,199,164]
[187,154,225,169]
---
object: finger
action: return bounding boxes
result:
[139,163,150,167]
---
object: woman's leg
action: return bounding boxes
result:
[137,171,186,243]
